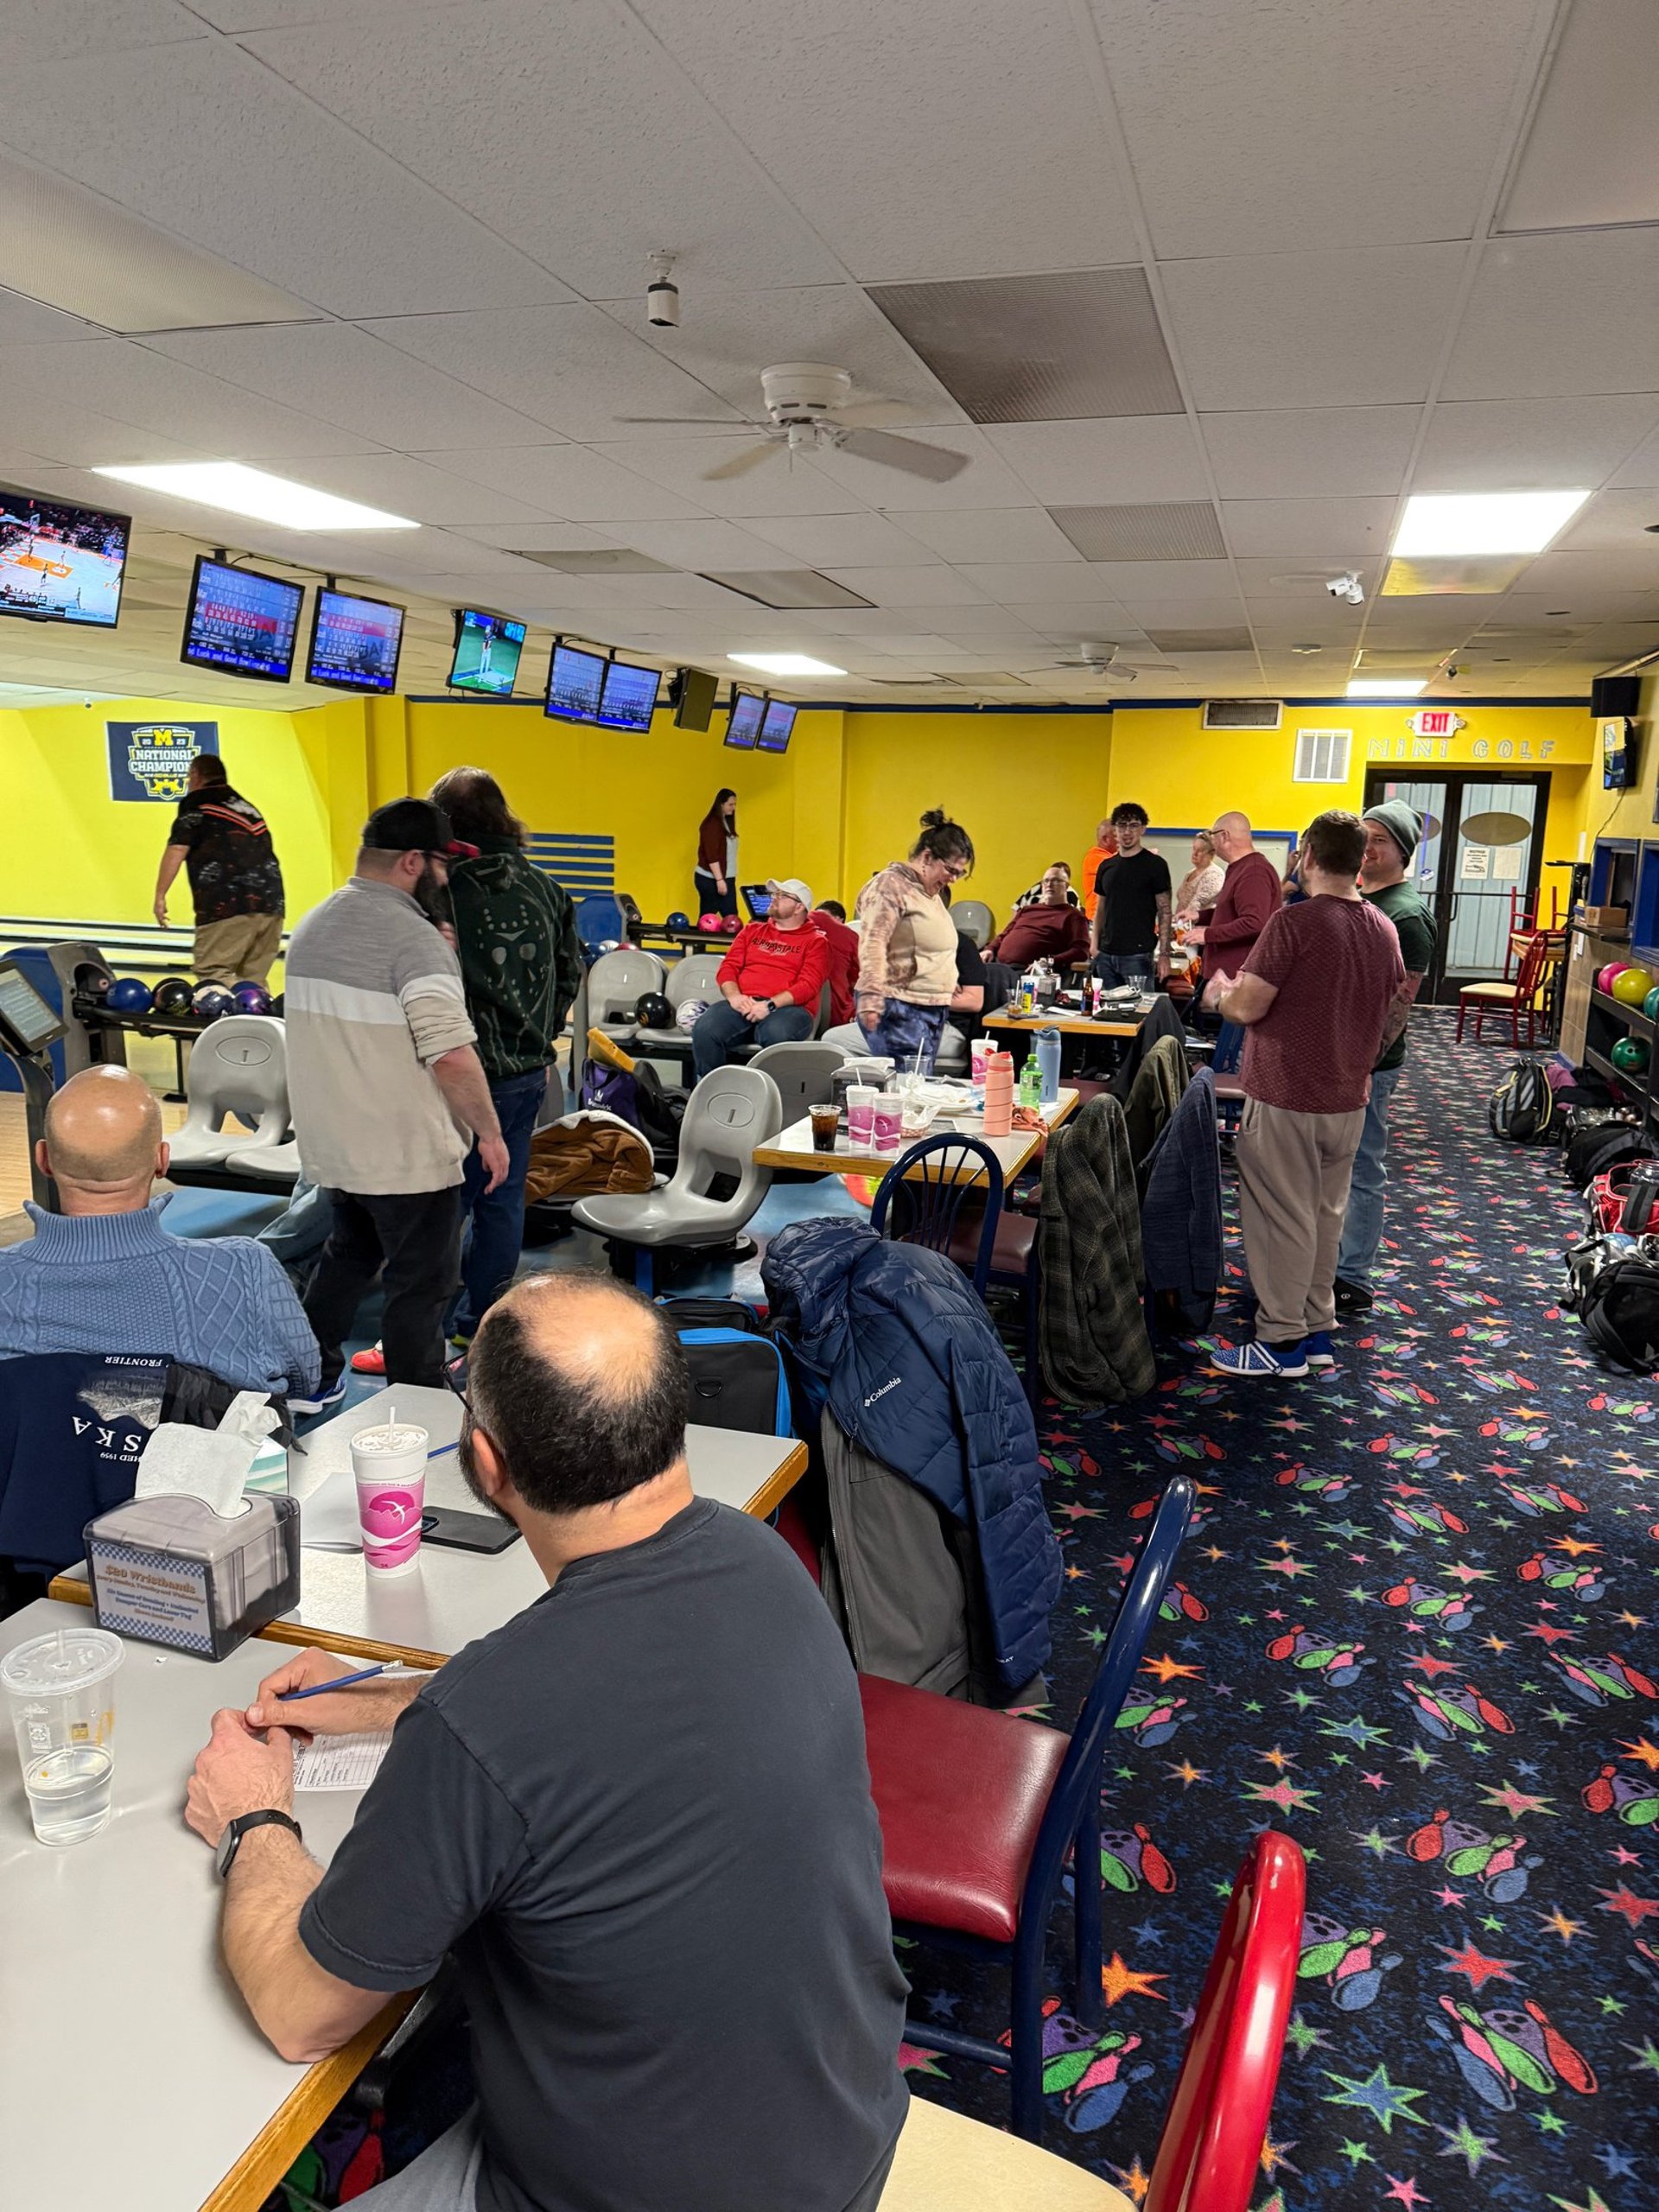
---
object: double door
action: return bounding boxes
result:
[1361,771,1550,1004]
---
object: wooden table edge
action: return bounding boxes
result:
[198,1993,416,2212]
[983,1013,1142,1037]
[743,1438,808,1522]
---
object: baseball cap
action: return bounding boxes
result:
[361,798,479,860]
[767,875,813,911]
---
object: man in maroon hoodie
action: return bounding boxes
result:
[988,866,1092,970]
[1189,812,1281,1073]
[691,877,829,1080]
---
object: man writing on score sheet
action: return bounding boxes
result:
[183,1273,906,2212]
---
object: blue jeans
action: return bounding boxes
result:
[454,1069,545,1335]
[1092,952,1154,988]
[1335,1064,1403,1287]
[857,999,947,1072]
[1212,1019,1244,1075]
[692,1000,814,1082]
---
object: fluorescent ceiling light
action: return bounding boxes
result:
[728,652,847,677]
[1390,489,1589,558]
[1347,677,1428,698]
[92,462,418,531]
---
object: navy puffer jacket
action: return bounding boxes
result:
[762,1218,1061,1693]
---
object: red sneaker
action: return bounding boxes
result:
[349,1343,386,1376]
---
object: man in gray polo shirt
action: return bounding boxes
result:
[285,799,508,1400]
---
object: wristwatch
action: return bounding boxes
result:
[217,1808,302,1879]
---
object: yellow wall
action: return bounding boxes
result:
[1575,671,1659,853]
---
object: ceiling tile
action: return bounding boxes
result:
[1091,0,1540,257]
[0,288,106,345]
[869,269,1183,423]
[817,567,989,607]
[150,323,563,452]
[1104,597,1248,632]
[631,0,1141,282]
[741,513,943,568]
[1234,556,1384,601]
[955,564,1122,604]
[1221,497,1395,560]
[282,452,558,528]
[0,2,209,64]
[417,445,705,523]
[983,417,1209,504]
[1160,246,1466,410]
[1144,626,1255,654]
[1413,396,1659,493]
[586,518,796,572]
[1557,488,1659,551]
[1513,546,1659,596]
[590,436,864,518]
[888,508,1081,564]
[1200,407,1418,499]
[0,40,564,317]
[1499,0,1659,232]
[1442,232,1659,400]
[1090,560,1237,601]
[1052,503,1226,561]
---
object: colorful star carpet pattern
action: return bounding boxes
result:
[906,1022,1659,2211]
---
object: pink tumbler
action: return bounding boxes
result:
[982,1050,1015,1136]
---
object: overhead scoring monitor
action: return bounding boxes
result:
[449,608,526,698]
[181,556,305,683]
[307,586,405,694]
[0,484,130,629]
[545,639,607,722]
[757,698,798,753]
[597,658,661,733]
[724,690,765,749]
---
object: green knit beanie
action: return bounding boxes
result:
[1363,798,1422,864]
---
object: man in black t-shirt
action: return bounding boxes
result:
[154,752,284,982]
[185,1274,907,2212]
[1091,799,1172,988]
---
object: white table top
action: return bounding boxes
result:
[0,1600,374,2212]
[753,1087,1078,1183]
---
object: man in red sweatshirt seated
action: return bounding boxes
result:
[810,899,861,1029]
[988,866,1092,971]
[692,877,830,1080]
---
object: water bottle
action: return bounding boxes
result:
[1033,1025,1062,1106]
[1033,958,1058,1010]
[1018,1055,1040,1109]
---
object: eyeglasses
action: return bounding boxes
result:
[443,1356,470,1410]
[942,860,970,880]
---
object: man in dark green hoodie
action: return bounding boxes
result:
[430,768,581,1336]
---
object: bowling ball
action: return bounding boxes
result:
[151,976,194,1017]
[1612,1034,1650,1074]
[677,999,708,1031]
[1599,963,1629,995]
[192,983,232,1020]
[596,938,620,955]
[1612,966,1656,1007]
[1644,986,1659,1022]
[721,914,741,934]
[665,911,690,931]
[106,977,153,1014]
[697,912,723,933]
[634,991,672,1029]
[231,980,272,1014]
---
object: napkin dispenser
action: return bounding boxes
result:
[84,1494,300,1660]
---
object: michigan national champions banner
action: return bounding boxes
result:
[107,721,219,803]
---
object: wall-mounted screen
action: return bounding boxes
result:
[597,658,660,733]
[0,485,130,628]
[757,697,798,753]
[1603,716,1638,791]
[725,690,765,749]
[449,608,526,698]
[545,640,607,722]
[181,555,304,683]
[307,587,404,694]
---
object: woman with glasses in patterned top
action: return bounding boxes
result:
[852,807,976,1072]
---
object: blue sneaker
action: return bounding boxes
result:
[1304,1332,1335,1369]
[289,1375,347,1416]
[1208,1338,1309,1380]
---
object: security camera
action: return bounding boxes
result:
[1325,573,1364,606]
[647,251,679,328]
[1445,663,1460,680]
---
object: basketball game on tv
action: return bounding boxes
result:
[0,486,130,628]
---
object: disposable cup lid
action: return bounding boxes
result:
[1,1627,124,1699]
[351,1424,429,1457]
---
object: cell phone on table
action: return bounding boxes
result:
[420,1507,522,1554]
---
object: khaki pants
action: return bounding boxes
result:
[193,911,283,985]
[1236,1093,1367,1346]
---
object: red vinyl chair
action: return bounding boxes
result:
[859,1473,1195,2141]
[880,1830,1305,2212]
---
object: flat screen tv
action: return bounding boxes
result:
[725,690,765,749]
[757,697,798,753]
[448,607,526,698]
[307,586,404,694]
[545,640,607,723]
[180,555,304,683]
[1603,716,1637,791]
[0,484,130,628]
[671,665,717,732]
[598,657,661,733]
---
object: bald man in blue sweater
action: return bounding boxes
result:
[0,1068,319,1401]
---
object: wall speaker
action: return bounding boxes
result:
[1591,674,1641,718]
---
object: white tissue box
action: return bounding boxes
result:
[85,1495,300,1660]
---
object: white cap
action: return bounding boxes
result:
[767,875,813,911]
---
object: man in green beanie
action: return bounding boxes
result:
[1334,798,1436,1314]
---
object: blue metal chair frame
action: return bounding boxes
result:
[893,1471,1195,2140]
[869,1134,1005,1299]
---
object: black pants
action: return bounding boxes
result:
[303,1187,463,1389]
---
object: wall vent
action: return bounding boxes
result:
[1203,698,1282,731]
[1293,728,1353,783]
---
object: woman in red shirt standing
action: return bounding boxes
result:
[694,789,739,921]
[690,878,829,1080]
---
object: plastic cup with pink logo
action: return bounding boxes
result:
[350,1423,429,1576]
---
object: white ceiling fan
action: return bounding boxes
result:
[620,362,969,483]
[1029,643,1142,683]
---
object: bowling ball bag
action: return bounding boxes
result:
[1562,1115,1646,1191]
[1580,1255,1659,1373]
[1487,1056,1554,1144]
[151,976,194,1017]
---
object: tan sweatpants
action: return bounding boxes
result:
[194,911,283,985]
[1236,1094,1367,1346]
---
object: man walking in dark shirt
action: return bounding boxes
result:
[1090,800,1171,988]
[153,753,284,983]
[186,1274,908,2212]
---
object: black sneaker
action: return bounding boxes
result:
[1332,1278,1373,1316]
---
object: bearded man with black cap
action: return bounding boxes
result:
[284,798,509,1401]
[1333,798,1437,1315]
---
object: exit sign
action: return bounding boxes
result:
[1408,708,1464,737]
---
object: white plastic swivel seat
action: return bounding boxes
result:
[164,1016,291,1168]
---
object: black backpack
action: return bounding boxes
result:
[1488,1057,1555,1144]
[1563,1118,1649,1192]
[1580,1256,1659,1373]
